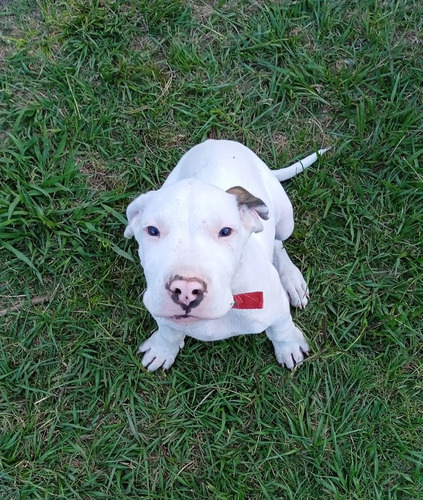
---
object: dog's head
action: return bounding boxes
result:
[124,179,268,323]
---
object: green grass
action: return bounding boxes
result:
[1,0,422,498]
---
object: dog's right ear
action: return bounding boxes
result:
[124,191,155,239]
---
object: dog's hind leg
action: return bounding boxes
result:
[273,241,309,308]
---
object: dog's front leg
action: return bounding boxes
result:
[273,241,309,308]
[138,326,185,371]
[266,314,309,369]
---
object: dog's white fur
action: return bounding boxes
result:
[124,139,328,371]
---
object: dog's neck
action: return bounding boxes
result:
[231,238,266,309]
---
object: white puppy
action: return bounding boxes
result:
[124,140,329,371]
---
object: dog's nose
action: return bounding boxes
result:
[166,276,207,311]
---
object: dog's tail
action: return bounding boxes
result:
[273,147,331,182]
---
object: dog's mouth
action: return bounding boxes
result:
[172,314,202,321]
[154,298,237,323]
[158,313,215,324]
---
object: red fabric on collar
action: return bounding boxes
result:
[232,291,264,309]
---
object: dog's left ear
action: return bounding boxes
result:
[124,191,155,239]
[226,186,269,233]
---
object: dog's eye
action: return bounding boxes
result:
[146,226,160,237]
[219,227,232,237]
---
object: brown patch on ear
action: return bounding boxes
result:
[226,186,269,220]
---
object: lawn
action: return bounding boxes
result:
[1,0,422,498]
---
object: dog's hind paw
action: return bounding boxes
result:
[279,268,309,309]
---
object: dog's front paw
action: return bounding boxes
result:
[279,267,309,309]
[271,329,310,369]
[138,331,184,371]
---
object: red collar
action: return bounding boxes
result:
[232,291,263,309]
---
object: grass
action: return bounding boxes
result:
[0,0,422,498]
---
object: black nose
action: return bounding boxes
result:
[166,275,207,313]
